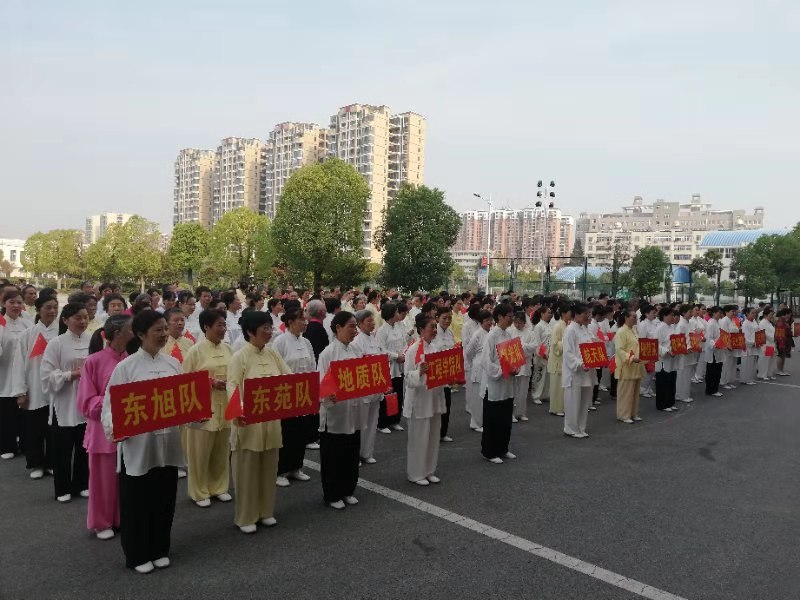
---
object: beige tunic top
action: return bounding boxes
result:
[182,338,232,432]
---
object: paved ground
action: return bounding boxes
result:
[2,371,799,600]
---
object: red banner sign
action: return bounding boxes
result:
[670,334,688,355]
[327,354,391,401]
[109,370,212,441]
[579,342,609,370]
[718,330,731,349]
[241,372,319,424]
[425,346,466,389]
[496,336,526,377]
[794,323,800,337]
[689,332,703,353]
[729,332,746,352]
[639,338,659,363]
[754,330,766,347]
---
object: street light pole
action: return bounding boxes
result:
[536,180,556,293]
[473,192,493,292]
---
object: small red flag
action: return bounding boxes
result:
[28,333,48,359]
[319,369,337,399]
[414,341,425,365]
[385,392,399,416]
[765,345,775,357]
[597,329,607,342]
[714,337,726,350]
[183,330,196,343]
[537,343,547,358]
[280,323,286,332]
[609,358,616,374]
[100,330,107,343]
[0,313,6,327]
[645,362,656,373]
[224,386,242,420]
[170,343,183,364]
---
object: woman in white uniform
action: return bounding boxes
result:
[464,310,493,432]
[530,305,553,405]
[757,307,777,381]
[351,310,383,465]
[740,307,760,385]
[562,303,597,438]
[0,289,33,459]
[511,311,536,422]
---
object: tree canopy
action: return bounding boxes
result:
[627,246,669,299]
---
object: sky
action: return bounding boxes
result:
[1,0,799,239]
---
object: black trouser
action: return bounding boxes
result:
[592,369,602,402]
[440,387,452,439]
[655,369,677,410]
[705,359,723,395]
[481,395,513,459]
[278,416,306,475]
[0,396,23,455]
[609,374,617,398]
[25,406,50,470]
[319,430,360,503]
[119,460,178,569]
[51,413,88,498]
[378,376,404,429]
[302,413,320,445]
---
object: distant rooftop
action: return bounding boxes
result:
[699,229,789,248]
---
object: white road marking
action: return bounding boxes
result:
[304,460,688,600]
[760,381,800,389]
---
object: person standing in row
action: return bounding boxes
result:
[562,303,596,438]
[302,299,328,450]
[316,311,365,509]
[530,305,553,406]
[404,314,446,485]
[654,308,679,412]
[101,310,184,574]
[740,307,760,386]
[547,304,570,417]
[464,309,492,432]
[719,306,739,389]
[638,306,659,398]
[460,304,482,424]
[511,311,535,422]
[675,304,696,404]
[227,311,287,532]
[431,306,455,441]
[704,307,725,397]
[479,303,518,463]
[41,302,91,502]
[692,306,708,384]
[271,308,316,485]
[182,309,233,506]
[614,310,644,424]
[757,308,777,381]
[77,315,132,540]
[11,292,58,476]
[162,308,193,363]
[375,302,407,434]
[351,310,383,465]
[775,309,792,376]
[0,290,32,460]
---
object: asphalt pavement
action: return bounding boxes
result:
[2,371,799,600]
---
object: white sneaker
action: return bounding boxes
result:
[153,557,170,569]
[744,381,757,386]
[79,490,89,498]
[177,469,187,479]
[488,457,504,464]
[391,424,404,432]
[413,478,430,486]
[239,524,257,534]
[427,475,441,484]
[134,561,154,574]
[556,412,565,417]
[215,493,232,502]
[305,442,320,450]
[361,457,377,465]
[29,469,44,480]
[599,386,608,392]
[0,453,14,460]
[620,419,634,424]
[378,427,391,434]
[679,397,694,403]
[473,427,483,433]
[329,500,345,510]
[96,528,115,540]
[260,517,277,527]
[195,498,211,508]
[533,399,543,405]
[712,392,724,397]
[663,407,673,412]
[57,494,71,503]
[588,406,597,411]
[518,416,529,422]
[503,452,517,460]
[441,436,454,442]
[275,476,290,487]
[344,496,359,505]
[511,417,519,423]
[569,433,587,439]
[633,416,642,422]
[290,470,311,481]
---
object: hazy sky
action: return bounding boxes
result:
[2,1,799,239]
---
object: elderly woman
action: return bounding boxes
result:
[511,311,536,422]
[351,309,384,464]
[375,302,407,434]
[531,305,553,405]
[404,314,446,485]
[1,289,33,460]
[317,311,366,509]
[562,303,597,438]
[303,298,329,451]
[271,307,316,486]
[546,304,569,418]
[227,311,290,533]
[757,307,777,381]
[464,309,492,431]
[77,315,133,539]
[614,310,644,424]
[182,309,233,506]
[101,311,185,573]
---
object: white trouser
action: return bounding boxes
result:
[360,401,381,459]
[676,364,695,400]
[757,354,776,379]
[406,415,442,482]
[640,371,655,395]
[469,382,483,428]
[694,359,706,380]
[721,354,736,385]
[514,375,531,418]
[740,355,758,383]
[563,384,592,436]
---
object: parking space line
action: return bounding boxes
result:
[304,459,689,600]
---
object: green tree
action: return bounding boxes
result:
[165,223,211,286]
[627,246,669,300]
[85,216,162,289]
[0,249,13,278]
[568,239,585,266]
[374,184,461,292]
[273,159,369,290]
[731,237,778,304]
[770,227,800,292]
[22,232,54,277]
[607,240,631,297]
[690,250,724,305]
[49,229,85,285]
[209,208,274,288]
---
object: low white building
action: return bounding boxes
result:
[0,238,27,278]
[699,229,789,279]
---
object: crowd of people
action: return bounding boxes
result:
[0,278,795,574]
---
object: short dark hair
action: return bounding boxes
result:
[492,303,514,322]
[58,302,87,335]
[331,310,355,336]
[199,308,227,333]
[163,307,184,322]
[239,310,273,341]
[103,293,127,312]
[381,302,398,321]
[195,286,212,298]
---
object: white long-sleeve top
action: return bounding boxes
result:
[101,349,185,476]
[271,331,316,374]
[352,329,384,405]
[703,318,724,363]
[677,316,697,367]
[479,324,516,401]
[742,318,760,356]
[562,321,597,388]
[510,325,537,377]
[41,331,90,427]
[655,321,677,372]
[184,316,205,344]
[465,327,488,384]
[758,318,775,357]
[430,324,455,353]
[0,315,32,396]
[639,317,658,341]
[376,321,407,379]
[531,319,553,368]
[317,339,366,434]
[11,320,58,410]
[402,339,446,420]
[224,311,242,346]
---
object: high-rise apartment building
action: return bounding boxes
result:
[328,104,426,262]
[84,213,133,245]
[173,148,215,227]
[260,122,328,219]
[211,137,263,226]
